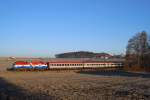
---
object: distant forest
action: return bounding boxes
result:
[55,51,111,58]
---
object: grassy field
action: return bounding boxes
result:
[0,57,150,100]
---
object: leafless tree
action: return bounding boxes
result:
[126,31,149,68]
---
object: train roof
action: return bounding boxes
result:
[48,58,124,62]
[14,58,124,65]
[14,61,47,65]
[48,59,124,63]
[49,61,83,63]
[15,61,29,65]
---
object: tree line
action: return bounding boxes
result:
[55,51,112,58]
[55,51,95,58]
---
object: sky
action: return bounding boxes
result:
[0,0,150,57]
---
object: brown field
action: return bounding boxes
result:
[0,58,150,100]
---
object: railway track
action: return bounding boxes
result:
[7,67,123,72]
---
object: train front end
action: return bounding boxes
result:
[12,61,48,71]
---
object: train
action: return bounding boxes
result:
[9,59,124,71]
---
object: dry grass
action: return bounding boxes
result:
[0,57,150,100]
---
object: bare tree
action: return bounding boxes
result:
[126,31,149,67]
[126,31,148,55]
